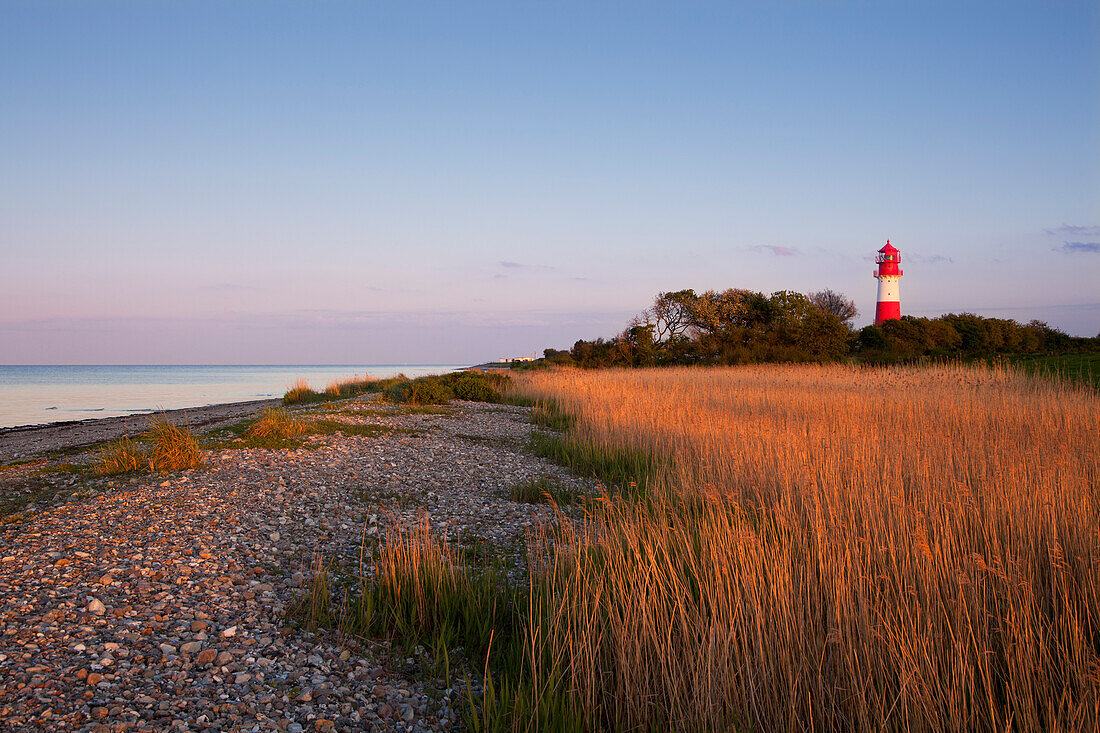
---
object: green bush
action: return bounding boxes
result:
[452,375,500,402]
[381,372,509,405]
[407,379,454,405]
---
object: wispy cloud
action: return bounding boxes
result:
[1044,224,1100,237]
[1054,241,1100,254]
[499,260,555,271]
[907,253,954,264]
[748,245,800,257]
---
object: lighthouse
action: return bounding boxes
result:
[873,240,903,325]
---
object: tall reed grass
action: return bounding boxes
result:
[510,363,1100,731]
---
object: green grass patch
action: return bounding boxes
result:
[530,401,573,432]
[1007,352,1100,388]
[307,420,396,438]
[529,431,659,499]
[332,404,454,417]
[201,419,306,451]
[508,475,586,506]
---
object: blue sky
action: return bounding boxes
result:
[1,1,1097,364]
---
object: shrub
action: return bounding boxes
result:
[452,375,500,402]
[405,379,454,405]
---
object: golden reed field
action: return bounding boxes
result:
[511,364,1099,732]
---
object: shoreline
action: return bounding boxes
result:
[0,398,280,463]
[0,363,509,459]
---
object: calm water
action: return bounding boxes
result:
[0,365,461,429]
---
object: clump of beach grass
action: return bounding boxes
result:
[95,437,147,475]
[95,416,205,474]
[324,374,379,398]
[146,417,205,471]
[283,378,322,405]
[248,407,308,440]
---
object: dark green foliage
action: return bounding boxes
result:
[526,289,1100,371]
[452,375,499,402]
[406,379,454,405]
[383,371,509,405]
[854,313,1098,364]
[562,288,853,368]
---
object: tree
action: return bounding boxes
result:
[808,289,858,325]
[641,290,699,344]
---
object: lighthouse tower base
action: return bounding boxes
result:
[874,300,901,325]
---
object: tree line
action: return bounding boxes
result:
[531,288,1098,369]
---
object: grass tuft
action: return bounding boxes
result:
[95,437,147,475]
[283,378,323,405]
[508,475,586,506]
[145,417,206,471]
[95,416,204,474]
[248,407,308,440]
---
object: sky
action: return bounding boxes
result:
[1,1,1097,364]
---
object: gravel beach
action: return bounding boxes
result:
[0,400,282,465]
[0,395,591,731]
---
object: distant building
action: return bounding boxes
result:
[498,356,536,363]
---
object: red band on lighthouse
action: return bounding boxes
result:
[873,240,903,326]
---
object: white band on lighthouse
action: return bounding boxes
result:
[876,275,900,303]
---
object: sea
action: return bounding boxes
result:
[0,365,462,430]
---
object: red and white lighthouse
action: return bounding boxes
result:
[872,240,903,325]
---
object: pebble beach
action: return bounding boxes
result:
[0,395,591,732]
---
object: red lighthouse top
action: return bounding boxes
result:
[875,240,902,277]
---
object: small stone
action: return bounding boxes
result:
[180,642,202,654]
[99,574,114,585]
[86,672,103,686]
[86,599,105,615]
[220,625,237,638]
[195,649,217,665]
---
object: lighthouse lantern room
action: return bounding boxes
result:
[873,240,903,325]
